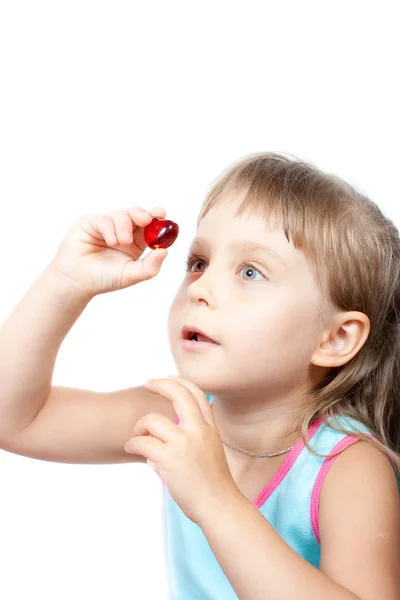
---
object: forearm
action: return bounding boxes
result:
[0,265,91,437]
[199,492,360,600]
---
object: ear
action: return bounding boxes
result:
[311,311,371,369]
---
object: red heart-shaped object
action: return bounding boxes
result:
[144,217,179,250]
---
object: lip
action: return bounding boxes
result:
[181,339,220,352]
[181,324,219,345]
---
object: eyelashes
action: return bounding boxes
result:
[184,254,268,281]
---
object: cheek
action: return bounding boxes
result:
[229,295,317,356]
[268,299,321,364]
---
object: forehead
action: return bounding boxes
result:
[199,187,282,230]
[196,195,288,255]
[195,193,315,276]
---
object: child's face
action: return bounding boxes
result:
[167,189,326,400]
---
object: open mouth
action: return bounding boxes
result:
[189,332,219,345]
[182,326,220,346]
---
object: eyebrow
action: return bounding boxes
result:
[188,237,289,267]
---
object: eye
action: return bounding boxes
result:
[238,262,265,281]
[184,255,206,273]
[184,255,267,281]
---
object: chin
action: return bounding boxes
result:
[177,369,221,394]
[170,361,204,380]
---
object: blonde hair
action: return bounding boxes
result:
[197,152,400,471]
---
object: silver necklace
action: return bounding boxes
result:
[210,401,295,458]
[220,438,295,458]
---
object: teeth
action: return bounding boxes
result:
[190,333,198,341]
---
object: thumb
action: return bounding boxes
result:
[125,248,168,285]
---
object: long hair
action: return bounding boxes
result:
[197,152,400,471]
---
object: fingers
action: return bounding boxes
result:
[148,206,166,218]
[129,412,183,443]
[124,411,182,463]
[108,206,167,246]
[106,211,135,246]
[107,207,152,246]
[122,247,168,284]
[124,435,165,464]
[88,215,120,247]
[143,379,212,430]
[88,206,166,248]
[166,377,215,426]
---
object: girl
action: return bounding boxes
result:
[0,152,399,599]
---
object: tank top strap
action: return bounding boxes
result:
[308,414,379,543]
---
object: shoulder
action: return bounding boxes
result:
[320,439,399,511]
[319,440,400,598]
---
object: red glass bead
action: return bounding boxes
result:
[144,217,179,249]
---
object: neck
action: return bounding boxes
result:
[210,391,302,462]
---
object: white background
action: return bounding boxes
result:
[0,1,399,598]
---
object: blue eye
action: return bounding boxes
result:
[184,255,267,281]
[238,263,264,281]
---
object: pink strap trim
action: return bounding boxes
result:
[310,433,377,543]
[254,417,323,508]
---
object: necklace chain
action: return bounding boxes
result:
[221,438,295,458]
[210,402,294,458]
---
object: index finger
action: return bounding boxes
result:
[144,378,213,429]
[121,206,166,222]
[166,376,215,426]
[148,206,166,219]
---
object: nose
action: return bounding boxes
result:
[187,270,216,306]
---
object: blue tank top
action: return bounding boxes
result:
[160,393,395,599]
